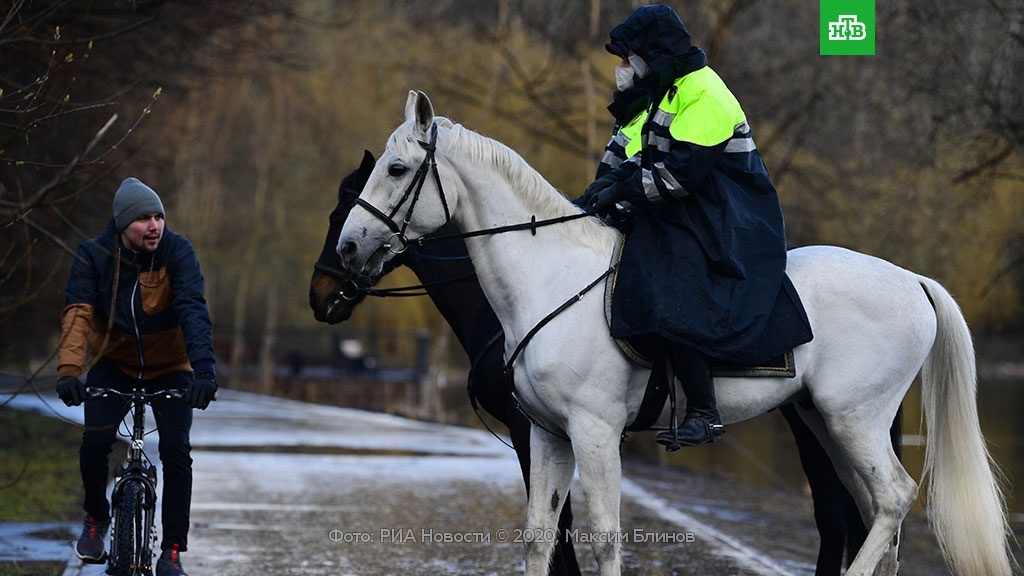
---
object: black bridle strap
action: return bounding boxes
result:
[503,263,618,377]
[414,211,592,247]
[355,120,591,252]
[350,123,452,257]
[313,261,477,299]
[360,273,478,297]
[502,263,619,441]
[354,197,401,235]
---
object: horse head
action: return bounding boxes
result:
[309,149,382,324]
[337,91,456,277]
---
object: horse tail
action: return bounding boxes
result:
[917,275,1013,576]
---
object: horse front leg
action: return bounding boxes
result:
[508,410,581,576]
[568,420,624,576]
[525,424,576,576]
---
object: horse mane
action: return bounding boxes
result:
[442,122,616,250]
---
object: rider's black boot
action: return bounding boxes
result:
[656,344,724,448]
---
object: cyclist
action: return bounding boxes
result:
[56,177,217,576]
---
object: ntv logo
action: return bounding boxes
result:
[820,0,875,55]
[828,15,867,41]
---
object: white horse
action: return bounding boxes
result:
[337,91,1012,576]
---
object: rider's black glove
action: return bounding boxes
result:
[574,172,618,210]
[56,376,87,407]
[187,373,217,410]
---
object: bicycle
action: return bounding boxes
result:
[84,387,187,576]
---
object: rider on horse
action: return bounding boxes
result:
[576,5,813,447]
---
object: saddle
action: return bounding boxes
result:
[603,237,796,432]
[621,342,796,432]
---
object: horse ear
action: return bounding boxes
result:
[414,91,434,134]
[404,90,418,123]
[359,150,376,172]
[404,90,434,136]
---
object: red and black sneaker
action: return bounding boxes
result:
[74,514,109,563]
[156,543,189,576]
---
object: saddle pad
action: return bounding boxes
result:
[605,236,796,379]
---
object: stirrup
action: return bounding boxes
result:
[655,419,724,452]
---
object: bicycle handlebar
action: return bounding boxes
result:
[85,387,189,402]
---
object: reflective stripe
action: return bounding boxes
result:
[723,120,756,153]
[643,132,673,153]
[601,149,624,169]
[655,162,687,198]
[642,168,658,202]
[642,164,688,204]
[651,108,675,129]
[724,138,756,153]
[600,131,633,170]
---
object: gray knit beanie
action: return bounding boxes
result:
[113,177,164,231]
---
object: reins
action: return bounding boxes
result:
[413,212,592,247]
[314,261,478,299]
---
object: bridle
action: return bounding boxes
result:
[351,122,450,257]
[323,120,620,440]
[349,121,592,256]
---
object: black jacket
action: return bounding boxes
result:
[58,219,215,380]
[600,5,813,364]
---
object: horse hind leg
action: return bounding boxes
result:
[825,413,917,576]
[781,404,865,574]
[525,425,576,576]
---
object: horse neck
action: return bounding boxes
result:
[446,158,616,341]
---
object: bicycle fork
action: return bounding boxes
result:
[108,398,159,576]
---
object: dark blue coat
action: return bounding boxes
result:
[599,5,812,364]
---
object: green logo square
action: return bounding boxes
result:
[820,0,875,56]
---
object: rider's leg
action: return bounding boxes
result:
[656,343,724,446]
[150,372,194,553]
[77,362,128,560]
[80,362,131,523]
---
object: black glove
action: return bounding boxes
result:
[592,180,626,211]
[575,172,619,210]
[593,171,647,213]
[56,376,87,407]
[187,373,217,410]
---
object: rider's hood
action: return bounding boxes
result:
[606,5,708,97]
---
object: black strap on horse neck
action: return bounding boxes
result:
[465,329,516,449]
[501,263,619,441]
[415,211,592,247]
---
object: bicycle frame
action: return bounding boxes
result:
[87,387,185,576]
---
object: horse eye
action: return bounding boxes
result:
[388,163,408,177]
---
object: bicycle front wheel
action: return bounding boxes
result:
[111,481,154,576]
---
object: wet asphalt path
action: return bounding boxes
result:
[7,389,826,575]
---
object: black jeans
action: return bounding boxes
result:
[81,362,193,551]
